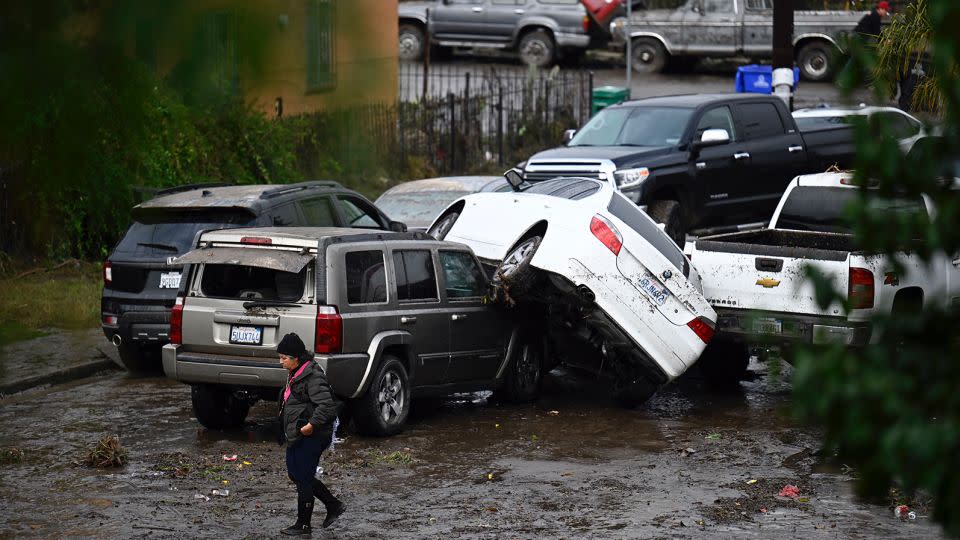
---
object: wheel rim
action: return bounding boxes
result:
[499,238,537,278]
[515,344,540,392]
[521,39,549,66]
[803,51,828,79]
[377,370,405,424]
[632,44,658,71]
[430,214,456,240]
[399,33,420,59]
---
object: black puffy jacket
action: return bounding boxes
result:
[279,360,339,444]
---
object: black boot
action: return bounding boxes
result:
[322,500,346,529]
[281,489,314,536]
[312,478,346,529]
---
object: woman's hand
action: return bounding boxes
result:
[300,422,314,436]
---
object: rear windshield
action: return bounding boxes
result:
[793,115,854,132]
[608,193,688,275]
[200,264,308,302]
[523,178,601,200]
[569,106,694,147]
[114,211,255,257]
[777,186,927,234]
[376,191,471,228]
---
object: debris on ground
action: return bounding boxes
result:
[705,433,721,441]
[194,494,210,502]
[746,479,758,485]
[680,447,697,457]
[79,435,127,468]
[703,477,813,524]
[778,484,801,499]
[0,446,26,465]
[894,505,913,520]
[547,410,560,416]
[222,454,238,462]
[212,489,230,497]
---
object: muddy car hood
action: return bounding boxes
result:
[528,145,673,165]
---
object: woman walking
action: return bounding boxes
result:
[277,332,346,535]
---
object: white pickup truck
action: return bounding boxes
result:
[687,171,960,378]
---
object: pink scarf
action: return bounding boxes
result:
[283,361,311,403]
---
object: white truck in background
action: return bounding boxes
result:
[687,172,960,379]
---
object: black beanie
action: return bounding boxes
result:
[277,332,307,359]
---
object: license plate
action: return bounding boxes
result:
[753,317,782,335]
[230,325,263,345]
[637,273,670,306]
[159,272,182,289]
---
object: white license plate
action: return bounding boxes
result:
[753,318,782,335]
[159,272,182,289]
[230,326,263,345]
[637,273,670,306]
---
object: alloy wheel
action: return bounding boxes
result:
[377,370,405,424]
[499,238,538,278]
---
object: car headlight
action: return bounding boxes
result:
[614,167,650,189]
[609,17,627,44]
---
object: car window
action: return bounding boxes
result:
[569,106,694,147]
[200,264,307,302]
[299,197,338,227]
[114,211,255,256]
[439,250,486,299]
[523,178,602,199]
[694,106,737,141]
[338,196,382,229]
[393,250,439,302]
[793,114,851,132]
[607,193,688,275]
[745,0,772,9]
[345,250,387,304]
[881,112,919,139]
[271,203,301,226]
[738,103,785,140]
[703,0,734,13]
[777,187,927,234]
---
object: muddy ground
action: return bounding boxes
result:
[0,359,941,539]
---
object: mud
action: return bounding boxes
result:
[0,360,944,539]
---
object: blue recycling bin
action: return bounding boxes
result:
[734,64,800,94]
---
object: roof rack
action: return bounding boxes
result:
[155,182,236,197]
[259,180,343,200]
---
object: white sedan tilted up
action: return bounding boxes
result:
[428,172,717,406]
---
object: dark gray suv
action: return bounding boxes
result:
[162,227,544,436]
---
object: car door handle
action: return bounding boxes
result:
[788,145,803,153]
[400,316,417,325]
[451,314,468,321]
[472,6,483,12]
[733,152,751,160]
[514,8,525,14]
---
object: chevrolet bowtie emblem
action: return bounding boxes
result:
[756,277,781,288]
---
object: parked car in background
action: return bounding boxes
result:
[428,173,717,407]
[609,0,866,81]
[687,171,960,380]
[375,176,511,232]
[163,227,543,435]
[102,181,404,372]
[792,105,929,155]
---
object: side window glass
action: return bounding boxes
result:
[271,203,301,226]
[338,196,382,229]
[345,250,387,304]
[738,103,785,140]
[745,0,772,9]
[703,0,734,13]
[299,197,338,227]
[694,106,737,142]
[393,250,438,302]
[439,251,486,299]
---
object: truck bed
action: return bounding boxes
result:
[694,229,856,262]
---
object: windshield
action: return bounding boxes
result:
[376,191,471,228]
[522,178,602,200]
[113,211,256,257]
[569,106,694,147]
[200,264,308,302]
[776,187,927,234]
[793,115,854,132]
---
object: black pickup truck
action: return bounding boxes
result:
[521,94,856,244]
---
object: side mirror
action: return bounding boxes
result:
[563,129,577,145]
[503,168,525,192]
[389,220,407,233]
[691,128,730,151]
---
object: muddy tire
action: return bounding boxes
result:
[631,37,667,74]
[697,340,750,384]
[116,342,160,373]
[498,330,544,403]
[399,24,425,61]
[191,385,250,429]
[613,376,658,408]
[428,211,459,240]
[647,199,685,247]
[351,355,410,437]
[518,30,555,68]
[495,236,542,300]
[797,41,834,82]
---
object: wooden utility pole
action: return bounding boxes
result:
[772,0,795,109]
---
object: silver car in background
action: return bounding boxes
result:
[375,176,510,232]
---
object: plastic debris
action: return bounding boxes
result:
[547,410,560,416]
[778,485,801,499]
[242,460,252,466]
[759,506,768,514]
[194,494,210,502]
[487,473,494,481]
[746,479,758,485]
[222,480,229,485]
[908,511,917,521]
[222,454,238,462]
[895,505,911,520]
[495,423,501,429]
[705,433,721,441]
[212,489,230,497]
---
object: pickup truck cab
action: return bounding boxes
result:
[522,93,856,245]
[688,172,960,377]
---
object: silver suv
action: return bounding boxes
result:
[162,227,544,436]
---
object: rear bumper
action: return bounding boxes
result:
[714,308,872,346]
[101,302,173,347]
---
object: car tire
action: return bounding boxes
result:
[797,41,834,82]
[631,37,667,74]
[191,385,250,429]
[499,330,544,403]
[647,199,685,247]
[116,342,160,374]
[494,235,542,300]
[350,355,410,437]
[428,211,459,240]
[697,340,750,384]
[518,30,556,68]
[398,24,425,61]
[612,375,658,408]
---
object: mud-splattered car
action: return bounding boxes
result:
[428,172,717,406]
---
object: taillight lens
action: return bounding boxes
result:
[849,267,875,309]
[590,215,623,255]
[315,306,343,354]
[582,15,590,32]
[170,297,184,345]
[103,261,112,285]
[687,317,715,344]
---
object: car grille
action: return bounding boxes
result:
[523,160,609,183]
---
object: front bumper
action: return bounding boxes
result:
[714,308,872,346]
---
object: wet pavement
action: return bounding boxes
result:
[0,357,942,539]
[0,329,119,395]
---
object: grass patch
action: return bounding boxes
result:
[369,450,416,467]
[0,446,27,465]
[0,260,101,339]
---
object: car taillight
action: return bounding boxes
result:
[170,297,184,345]
[849,267,875,309]
[590,215,623,255]
[103,261,112,285]
[102,315,118,325]
[582,15,590,32]
[687,317,715,344]
[315,306,342,354]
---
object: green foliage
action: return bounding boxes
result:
[793,1,960,536]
